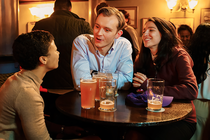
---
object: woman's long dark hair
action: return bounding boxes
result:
[188,23,210,84]
[135,17,182,74]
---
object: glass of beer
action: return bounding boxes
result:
[99,79,117,112]
[92,72,107,101]
[147,78,165,111]
[80,77,97,109]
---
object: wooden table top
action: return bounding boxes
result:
[55,90,192,127]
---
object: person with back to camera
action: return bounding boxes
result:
[0,30,101,140]
[32,0,93,127]
[177,24,193,50]
[71,7,133,91]
[125,17,198,140]
[32,0,93,90]
[119,9,140,62]
[188,23,210,140]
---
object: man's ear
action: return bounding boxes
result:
[115,30,123,39]
[39,56,47,65]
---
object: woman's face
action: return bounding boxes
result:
[178,30,191,47]
[142,21,162,53]
[45,40,60,71]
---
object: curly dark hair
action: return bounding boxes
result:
[135,17,182,75]
[12,30,54,70]
[188,23,210,84]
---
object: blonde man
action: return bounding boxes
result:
[71,7,133,90]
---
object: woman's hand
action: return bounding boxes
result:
[132,72,147,88]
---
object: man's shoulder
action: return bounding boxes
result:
[35,12,87,24]
[117,37,131,43]
[115,37,132,48]
[75,34,94,42]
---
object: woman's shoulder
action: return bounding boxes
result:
[172,46,193,65]
[173,46,191,57]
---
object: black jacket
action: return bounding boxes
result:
[33,10,93,89]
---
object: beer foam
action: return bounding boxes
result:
[148,100,162,105]
[100,100,114,109]
[81,80,96,83]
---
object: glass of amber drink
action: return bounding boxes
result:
[92,72,107,101]
[80,77,97,109]
[99,79,117,112]
[147,78,165,111]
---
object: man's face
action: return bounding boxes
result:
[178,30,191,47]
[94,14,120,49]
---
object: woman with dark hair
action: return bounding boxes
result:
[189,23,210,87]
[125,17,198,140]
[188,23,210,140]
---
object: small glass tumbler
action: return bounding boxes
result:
[98,79,117,112]
[101,69,118,97]
[92,72,107,101]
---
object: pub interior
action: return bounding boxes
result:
[0,0,210,73]
[0,0,210,140]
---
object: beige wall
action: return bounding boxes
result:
[19,1,89,34]
[107,0,210,42]
[19,0,210,41]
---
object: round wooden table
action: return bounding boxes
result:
[55,90,192,127]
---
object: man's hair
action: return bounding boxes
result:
[177,24,193,36]
[13,30,54,70]
[54,0,72,11]
[97,7,125,31]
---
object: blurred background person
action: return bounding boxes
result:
[188,23,210,140]
[177,24,193,50]
[32,0,93,125]
[94,1,109,15]
[120,9,140,61]
[33,0,93,90]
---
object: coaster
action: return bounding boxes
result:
[146,107,165,112]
